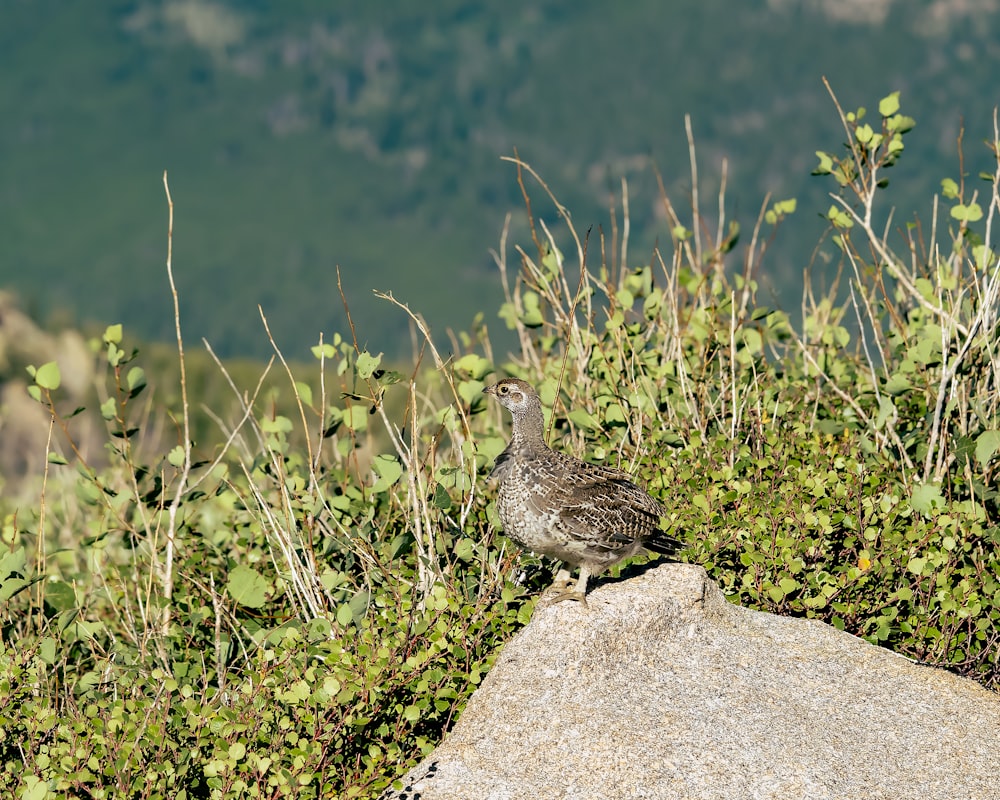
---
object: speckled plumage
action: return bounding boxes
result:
[483,377,676,604]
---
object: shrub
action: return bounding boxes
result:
[1,88,997,798]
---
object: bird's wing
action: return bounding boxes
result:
[542,463,666,550]
[488,447,514,481]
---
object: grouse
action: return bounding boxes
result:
[483,377,677,605]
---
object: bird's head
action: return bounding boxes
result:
[483,378,538,414]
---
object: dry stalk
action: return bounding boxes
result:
[161,171,193,639]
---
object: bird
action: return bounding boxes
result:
[483,377,677,605]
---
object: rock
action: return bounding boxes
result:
[53,328,95,398]
[0,381,53,496]
[0,291,98,499]
[385,563,1000,800]
[0,291,95,393]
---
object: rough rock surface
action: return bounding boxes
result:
[385,563,1000,800]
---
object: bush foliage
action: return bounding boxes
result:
[2,90,998,798]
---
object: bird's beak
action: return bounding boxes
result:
[483,384,496,396]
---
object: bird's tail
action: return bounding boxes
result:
[645,531,682,556]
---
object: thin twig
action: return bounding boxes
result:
[161,171,192,637]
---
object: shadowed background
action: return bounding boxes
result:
[3,0,999,358]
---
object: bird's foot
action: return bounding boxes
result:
[538,567,591,608]
[539,585,589,609]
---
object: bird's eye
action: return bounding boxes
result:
[499,385,508,394]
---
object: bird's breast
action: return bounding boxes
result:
[495,468,561,550]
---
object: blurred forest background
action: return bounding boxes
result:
[3,0,1000,359]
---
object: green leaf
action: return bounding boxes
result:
[356,350,383,380]
[878,92,900,117]
[940,177,959,199]
[295,381,314,407]
[312,342,337,359]
[520,292,544,327]
[75,670,102,694]
[826,205,854,229]
[886,114,915,134]
[106,341,124,367]
[45,580,77,613]
[974,430,1000,466]
[345,403,369,432]
[458,379,484,406]
[371,454,403,493]
[568,408,600,431]
[103,323,123,344]
[261,415,293,434]
[541,244,562,276]
[815,419,844,436]
[883,374,910,395]
[766,198,797,223]
[813,151,834,175]
[453,537,475,561]
[0,547,30,603]
[168,445,186,467]
[349,589,370,621]
[498,301,519,330]
[910,483,944,514]
[478,435,507,463]
[127,366,146,398]
[643,288,663,318]
[33,361,61,391]
[875,397,896,430]
[100,396,117,421]
[20,775,50,800]
[454,354,493,380]
[38,637,58,665]
[226,565,269,608]
[604,309,624,330]
[951,202,983,222]
[972,245,995,270]
[0,547,28,576]
[55,607,80,634]
[692,494,710,514]
[47,452,69,465]
[738,327,762,355]
[432,482,452,510]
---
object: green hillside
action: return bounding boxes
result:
[3,1,1000,356]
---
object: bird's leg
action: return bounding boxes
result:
[550,568,573,590]
[540,566,590,608]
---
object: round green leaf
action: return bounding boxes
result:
[167,445,186,467]
[226,565,269,608]
[371,454,403,493]
[974,430,1000,466]
[34,361,61,391]
[910,483,944,514]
